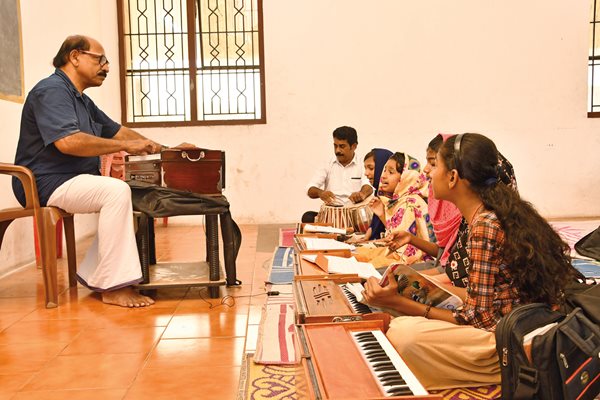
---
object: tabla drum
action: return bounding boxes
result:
[315,197,373,234]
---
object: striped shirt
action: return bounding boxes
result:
[453,211,520,331]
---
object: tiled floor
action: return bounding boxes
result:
[0,223,276,400]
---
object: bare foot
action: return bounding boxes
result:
[102,287,155,308]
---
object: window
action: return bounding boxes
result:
[117,0,265,126]
[589,0,600,116]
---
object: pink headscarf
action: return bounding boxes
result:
[428,133,462,265]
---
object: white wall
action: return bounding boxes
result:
[0,0,599,272]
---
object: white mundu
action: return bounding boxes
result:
[47,174,142,291]
[306,154,370,204]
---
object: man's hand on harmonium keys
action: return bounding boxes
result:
[124,139,161,155]
[159,142,197,152]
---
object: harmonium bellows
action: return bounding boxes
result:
[296,320,441,400]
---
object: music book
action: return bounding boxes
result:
[301,254,382,280]
[303,224,347,235]
[380,263,463,310]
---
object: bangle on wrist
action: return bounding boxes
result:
[423,304,432,319]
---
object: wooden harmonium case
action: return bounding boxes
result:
[296,320,441,399]
[161,148,225,195]
[293,278,390,331]
[125,153,162,185]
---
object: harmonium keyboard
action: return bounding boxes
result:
[296,320,441,399]
[293,278,390,331]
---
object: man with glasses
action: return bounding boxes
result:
[13,35,165,308]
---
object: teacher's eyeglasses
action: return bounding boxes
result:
[79,50,109,67]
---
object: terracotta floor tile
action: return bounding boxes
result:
[0,319,88,345]
[83,306,174,329]
[0,312,29,332]
[11,388,128,400]
[174,297,250,315]
[0,223,284,398]
[162,313,248,338]
[22,353,146,391]
[0,373,34,394]
[123,366,240,400]
[0,297,40,313]
[147,337,245,368]
[61,326,164,355]
[22,297,109,322]
[0,342,67,373]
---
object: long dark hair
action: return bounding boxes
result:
[439,133,574,305]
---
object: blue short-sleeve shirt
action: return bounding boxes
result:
[12,69,121,206]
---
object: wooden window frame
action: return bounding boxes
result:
[116,0,266,127]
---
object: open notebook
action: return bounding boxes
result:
[301,254,382,280]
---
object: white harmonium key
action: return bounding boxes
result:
[351,329,428,397]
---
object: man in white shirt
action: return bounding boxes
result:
[302,126,373,222]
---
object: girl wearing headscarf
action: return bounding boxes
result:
[359,148,393,241]
[356,152,435,267]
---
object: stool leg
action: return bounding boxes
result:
[135,214,150,284]
[148,217,156,265]
[62,215,77,287]
[220,212,238,286]
[206,214,220,298]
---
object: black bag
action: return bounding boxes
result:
[575,225,600,261]
[563,282,600,326]
[496,303,600,400]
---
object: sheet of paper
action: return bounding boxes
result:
[301,254,318,263]
[324,256,381,280]
[302,237,354,251]
[304,224,346,235]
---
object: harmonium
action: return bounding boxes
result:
[296,320,441,399]
[293,277,390,330]
[293,235,390,329]
[125,147,225,195]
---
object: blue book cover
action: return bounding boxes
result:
[572,258,600,278]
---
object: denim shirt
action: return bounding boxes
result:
[13,69,120,206]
